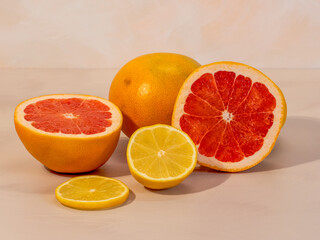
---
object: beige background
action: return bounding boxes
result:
[1,1,320,239]
[0,0,319,69]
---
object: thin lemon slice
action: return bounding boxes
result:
[127,124,197,189]
[55,175,129,210]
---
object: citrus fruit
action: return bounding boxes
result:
[55,175,129,210]
[14,94,122,173]
[109,53,200,137]
[172,62,287,172]
[127,124,197,189]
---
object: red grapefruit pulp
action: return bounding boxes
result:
[24,98,112,134]
[172,62,286,172]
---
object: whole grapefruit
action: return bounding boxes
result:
[109,53,200,137]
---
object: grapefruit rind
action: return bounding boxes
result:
[14,94,123,173]
[126,124,197,189]
[172,62,287,172]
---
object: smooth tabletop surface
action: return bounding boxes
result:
[1,68,319,239]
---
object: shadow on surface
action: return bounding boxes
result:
[149,165,230,195]
[245,116,320,173]
[99,190,135,210]
[120,190,136,207]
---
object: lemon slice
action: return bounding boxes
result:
[55,175,129,210]
[127,124,197,189]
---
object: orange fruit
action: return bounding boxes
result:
[172,62,287,172]
[109,52,200,137]
[14,94,122,173]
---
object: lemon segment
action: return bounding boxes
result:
[55,175,129,210]
[127,124,197,189]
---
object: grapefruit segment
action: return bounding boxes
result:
[14,94,123,173]
[230,121,264,157]
[190,73,224,111]
[214,71,236,108]
[227,74,252,112]
[172,61,287,172]
[198,120,226,157]
[215,124,245,163]
[233,112,274,138]
[184,94,221,117]
[234,82,276,114]
[180,115,221,145]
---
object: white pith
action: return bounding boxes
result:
[16,94,122,138]
[157,149,166,157]
[222,110,233,122]
[172,63,285,171]
[63,113,78,119]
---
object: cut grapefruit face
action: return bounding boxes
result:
[15,94,122,137]
[172,62,287,172]
[14,94,123,173]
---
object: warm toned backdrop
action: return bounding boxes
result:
[0,0,319,69]
[1,1,320,239]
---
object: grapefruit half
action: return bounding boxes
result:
[172,62,287,172]
[14,94,122,173]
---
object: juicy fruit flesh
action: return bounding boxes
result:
[58,177,127,201]
[130,127,195,179]
[180,71,276,162]
[24,98,112,135]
